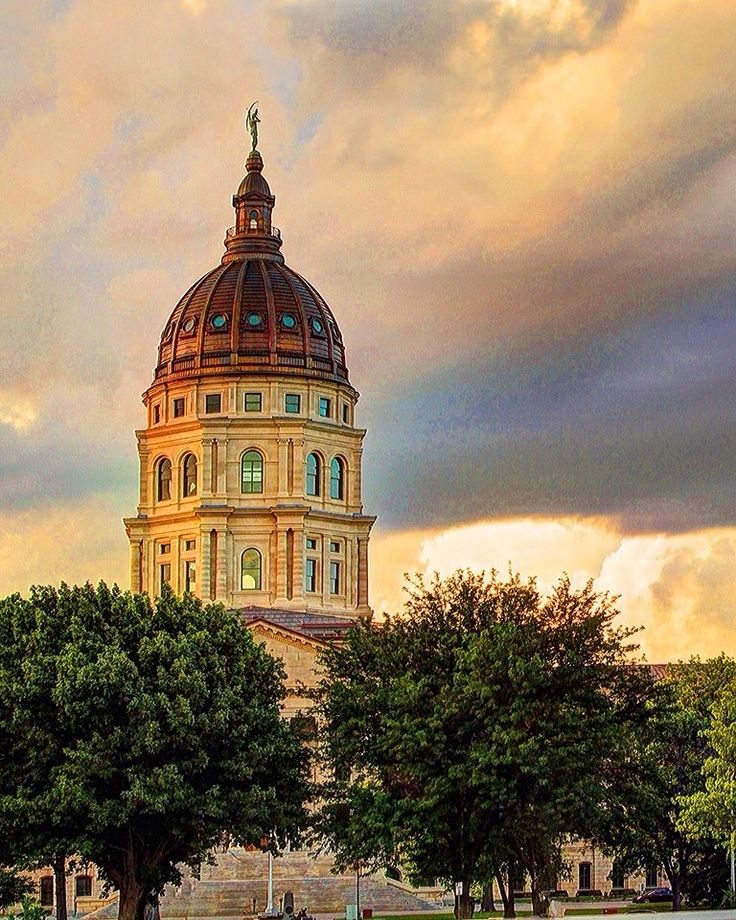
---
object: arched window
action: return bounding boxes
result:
[249,209,258,230]
[330,457,344,500]
[76,876,93,898]
[182,454,197,497]
[241,548,262,590]
[578,862,592,892]
[40,877,54,907]
[157,458,172,501]
[241,450,263,494]
[306,452,321,496]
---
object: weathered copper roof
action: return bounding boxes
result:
[239,606,357,645]
[150,151,350,390]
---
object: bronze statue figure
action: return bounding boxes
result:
[246,102,261,152]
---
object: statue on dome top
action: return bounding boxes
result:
[246,102,260,152]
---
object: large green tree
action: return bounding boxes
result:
[678,684,736,886]
[0,583,309,920]
[311,570,653,919]
[601,656,736,910]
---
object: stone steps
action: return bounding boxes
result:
[85,850,442,918]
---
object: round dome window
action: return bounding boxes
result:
[281,313,297,329]
[182,317,196,334]
[246,312,262,327]
[211,313,228,329]
[310,317,324,335]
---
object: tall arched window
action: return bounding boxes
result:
[182,453,197,497]
[306,452,321,496]
[157,458,172,501]
[241,450,264,493]
[241,548,262,590]
[330,457,344,500]
[249,209,258,230]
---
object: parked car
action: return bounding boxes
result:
[632,887,673,903]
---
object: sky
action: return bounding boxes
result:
[1,0,736,661]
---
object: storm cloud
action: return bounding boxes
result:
[1,0,736,657]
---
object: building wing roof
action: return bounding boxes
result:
[237,606,357,645]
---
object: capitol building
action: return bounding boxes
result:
[30,129,661,917]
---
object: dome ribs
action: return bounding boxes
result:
[194,263,230,369]
[239,261,270,356]
[230,259,249,359]
[267,263,306,358]
[168,266,222,366]
[256,260,278,361]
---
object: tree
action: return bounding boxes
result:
[311,570,653,919]
[0,869,32,910]
[678,684,736,891]
[601,656,736,910]
[0,583,309,920]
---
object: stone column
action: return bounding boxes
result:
[200,529,212,602]
[215,527,228,602]
[129,539,143,593]
[357,538,369,610]
[273,526,289,605]
[201,437,213,499]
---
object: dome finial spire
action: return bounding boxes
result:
[245,101,260,153]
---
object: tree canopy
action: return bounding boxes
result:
[0,583,309,920]
[600,655,736,910]
[679,679,736,863]
[311,570,654,918]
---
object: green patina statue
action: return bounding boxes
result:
[246,101,260,152]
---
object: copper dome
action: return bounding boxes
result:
[152,151,349,388]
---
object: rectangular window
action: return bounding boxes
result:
[185,560,196,592]
[75,876,93,899]
[153,404,161,424]
[305,558,317,593]
[318,397,331,418]
[184,539,196,552]
[305,537,317,550]
[342,404,349,423]
[285,393,301,413]
[329,540,340,553]
[159,543,171,555]
[244,392,262,412]
[160,563,171,592]
[205,393,222,414]
[329,561,341,595]
[173,397,185,418]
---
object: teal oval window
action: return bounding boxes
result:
[247,312,262,327]
[211,313,227,329]
[311,317,324,335]
[281,313,297,329]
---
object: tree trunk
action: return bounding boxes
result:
[528,863,546,917]
[117,877,148,920]
[671,876,682,912]
[496,871,511,918]
[481,881,496,912]
[497,868,516,919]
[454,879,473,920]
[53,854,68,920]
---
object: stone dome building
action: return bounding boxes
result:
[124,144,375,625]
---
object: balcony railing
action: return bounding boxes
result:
[226,225,281,240]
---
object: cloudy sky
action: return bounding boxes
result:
[2,0,736,661]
